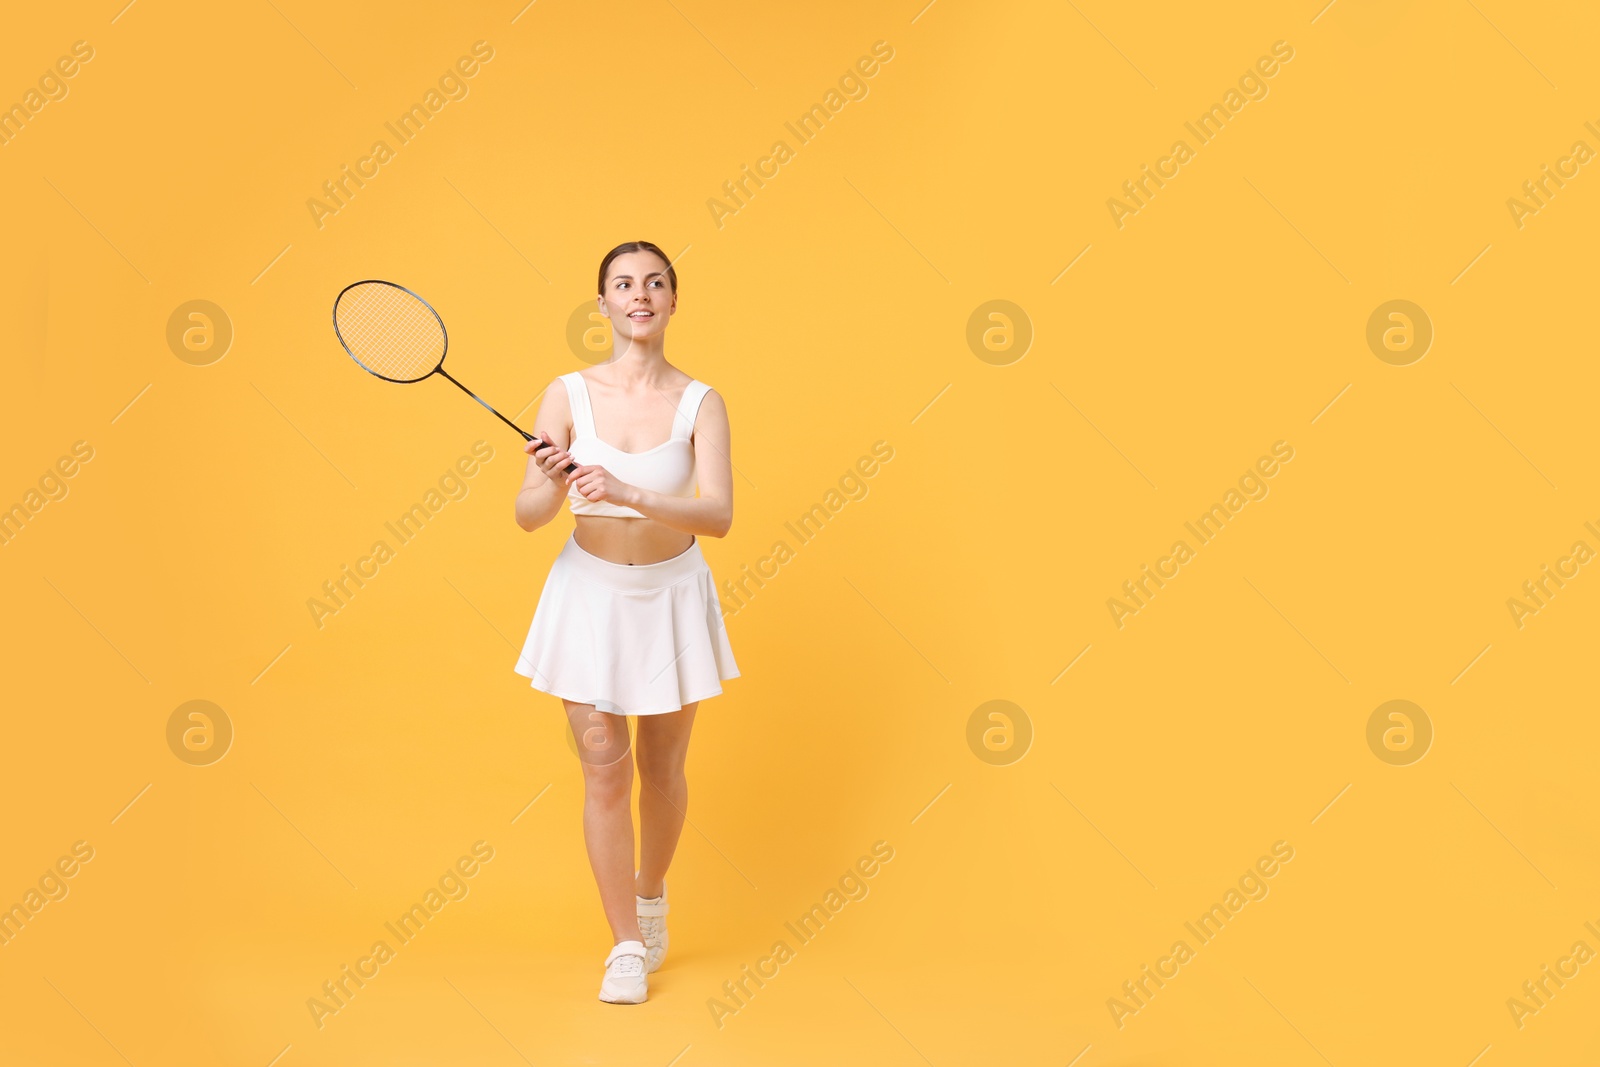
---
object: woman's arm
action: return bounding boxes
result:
[515,381,574,532]
[618,389,734,537]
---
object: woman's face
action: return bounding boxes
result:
[599,251,675,341]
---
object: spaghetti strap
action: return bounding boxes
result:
[673,381,712,440]
[561,372,596,439]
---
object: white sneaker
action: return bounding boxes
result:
[636,880,669,973]
[599,940,648,1003]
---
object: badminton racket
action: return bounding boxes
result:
[331,279,577,473]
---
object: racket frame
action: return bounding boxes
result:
[332,278,536,443]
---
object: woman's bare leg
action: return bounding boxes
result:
[634,702,698,899]
[563,700,641,944]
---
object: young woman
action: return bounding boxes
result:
[512,240,740,1004]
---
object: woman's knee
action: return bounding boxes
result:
[580,757,633,804]
[636,710,695,788]
[637,751,687,792]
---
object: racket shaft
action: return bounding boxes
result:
[431,366,576,473]
[436,367,532,441]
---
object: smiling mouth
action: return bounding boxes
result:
[629,311,654,320]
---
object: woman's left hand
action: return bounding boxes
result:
[566,465,638,508]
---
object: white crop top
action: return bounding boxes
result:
[560,371,711,519]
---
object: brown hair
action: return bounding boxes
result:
[597,241,677,297]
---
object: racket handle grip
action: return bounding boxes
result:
[532,435,580,474]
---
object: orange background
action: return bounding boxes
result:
[2,1,1599,1064]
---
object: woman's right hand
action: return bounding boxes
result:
[526,431,575,490]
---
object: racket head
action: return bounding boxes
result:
[332,279,448,384]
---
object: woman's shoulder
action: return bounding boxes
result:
[682,376,726,410]
[540,374,576,414]
[671,367,720,394]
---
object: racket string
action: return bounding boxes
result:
[334,282,446,381]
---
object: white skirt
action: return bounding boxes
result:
[514,533,740,715]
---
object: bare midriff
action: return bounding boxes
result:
[573,514,695,566]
